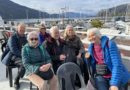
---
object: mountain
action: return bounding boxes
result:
[0,0,49,19]
[0,0,92,20]
[50,12,94,19]
[98,4,130,17]
[64,12,94,18]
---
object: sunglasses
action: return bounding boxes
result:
[30,38,38,41]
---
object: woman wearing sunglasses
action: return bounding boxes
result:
[22,31,57,90]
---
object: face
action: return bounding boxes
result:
[17,25,25,36]
[51,30,60,40]
[66,27,74,36]
[87,32,100,44]
[28,35,38,47]
[40,27,46,34]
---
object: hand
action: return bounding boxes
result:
[77,53,81,59]
[85,52,90,59]
[109,86,118,90]
[60,54,66,61]
[39,63,51,72]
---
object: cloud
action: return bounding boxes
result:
[11,0,130,13]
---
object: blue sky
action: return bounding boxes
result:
[10,0,130,14]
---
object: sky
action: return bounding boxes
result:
[10,0,130,14]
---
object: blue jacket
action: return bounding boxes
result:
[87,36,130,86]
[7,32,27,57]
[1,32,27,65]
[38,32,50,45]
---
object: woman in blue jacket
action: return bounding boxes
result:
[85,28,130,90]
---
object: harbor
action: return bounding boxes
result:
[0,0,130,90]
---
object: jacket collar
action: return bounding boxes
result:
[89,36,109,53]
[100,36,109,48]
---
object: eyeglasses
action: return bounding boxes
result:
[30,38,38,41]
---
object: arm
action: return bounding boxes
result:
[8,35,21,57]
[43,41,61,61]
[38,33,43,45]
[39,46,52,72]
[78,37,84,54]
[109,40,122,86]
[77,37,85,58]
[42,46,52,64]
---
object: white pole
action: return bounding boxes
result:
[105,9,108,23]
[125,4,129,21]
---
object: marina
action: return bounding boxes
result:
[0,0,130,90]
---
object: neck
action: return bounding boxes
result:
[95,40,101,45]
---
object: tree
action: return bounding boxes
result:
[90,19,104,28]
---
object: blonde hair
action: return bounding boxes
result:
[63,25,76,38]
[27,31,39,41]
[87,28,102,38]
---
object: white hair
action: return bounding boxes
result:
[27,31,39,41]
[87,28,102,38]
[50,26,59,34]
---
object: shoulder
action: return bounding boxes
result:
[22,44,30,50]
[59,38,65,43]
[108,40,117,47]
[75,35,80,39]
[10,33,17,39]
[39,45,45,50]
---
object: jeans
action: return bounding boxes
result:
[95,76,128,90]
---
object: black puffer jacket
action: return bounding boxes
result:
[43,38,65,74]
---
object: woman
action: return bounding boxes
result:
[85,28,130,90]
[63,25,89,85]
[43,26,66,74]
[63,25,84,63]
[38,23,50,44]
[22,31,57,90]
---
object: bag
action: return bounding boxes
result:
[1,51,14,66]
[36,68,54,80]
[96,64,110,75]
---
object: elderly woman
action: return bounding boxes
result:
[63,25,84,63]
[43,26,66,74]
[38,23,50,44]
[22,31,57,90]
[63,25,89,86]
[85,28,130,90]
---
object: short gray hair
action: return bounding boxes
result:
[87,28,102,38]
[27,31,39,41]
[50,26,59,34]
